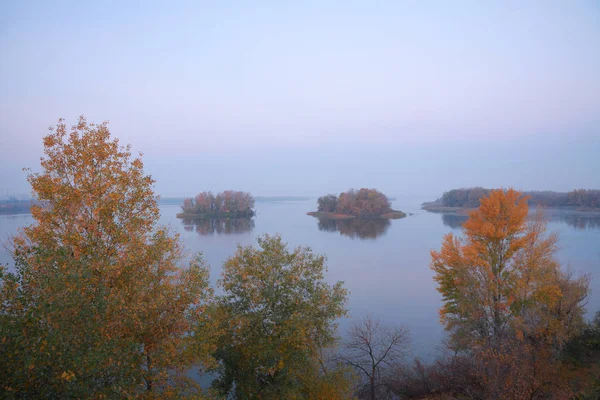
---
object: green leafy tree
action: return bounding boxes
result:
[317,194,338,212]
[211,234,350,399]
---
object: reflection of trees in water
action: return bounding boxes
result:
[441,214,468,229]
[317,218,338,233]
[549,212,600,230]
[317,218,390,239]
[441,210,600,231]
[182,218,254,235]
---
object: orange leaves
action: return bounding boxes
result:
[431,189,589,350]
[60,371,76,382]
[463,189,529,243]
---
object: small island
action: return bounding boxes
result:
[422,187,600,213]
[308,188,406,220]
[177,191,255,219]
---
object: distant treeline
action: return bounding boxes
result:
[179,191,255,217]
[0,199,32,215]
[317,188,393,217]
[438,188,600,209]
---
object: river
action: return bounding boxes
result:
[1,197,599,360]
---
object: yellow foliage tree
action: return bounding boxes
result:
[430,189,589,397]
[0,117,215,398]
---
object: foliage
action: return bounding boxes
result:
[316,188,393,218]
[440,187,491,208]
[211,234,350,399]
[567,189,600,208]
[337,189,392,217]
[388,354,480,399]
[317,194,338,212]
[430,189,591,398]
[181,191,255,217]
[562,311,600,398]
[0,117,215,398]
[431,189,589,348]
[439,187,600,209]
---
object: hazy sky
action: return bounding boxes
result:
[1,1,599,198]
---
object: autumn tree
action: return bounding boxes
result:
[0,117,216,398]
[317,194,338,212]
[211,234,350,399]
[179,190,255,217]
[315,189,394,218]
[336,189,392,218]
[339,316,410,400]
[430,189,590,397]
[567,189,600,208]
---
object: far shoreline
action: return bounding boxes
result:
[421,202,600,215]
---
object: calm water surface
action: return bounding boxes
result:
[1,198,599,360]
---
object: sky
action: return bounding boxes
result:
[0,0,599,198]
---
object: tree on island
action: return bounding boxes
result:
[316,188,399,218]
[317,194,338,212]
[179,190,255,218]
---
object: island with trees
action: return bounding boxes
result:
[423,187,600,213]
[308,188,406,220]
[176,190,255,219]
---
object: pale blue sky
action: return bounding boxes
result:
[1,1,599,197]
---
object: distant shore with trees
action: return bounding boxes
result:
[176,191,255,219]
[308,188,406,220]
[0,199,32,215]
[423,187,600,213]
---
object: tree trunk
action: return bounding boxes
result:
[370,373,376,400]
[146,352,152,392]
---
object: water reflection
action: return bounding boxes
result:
[440,209,600,231]
[317,218,390,240]
[182,218,255,235]
[441,214,468,229]
[545,211,600,230]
